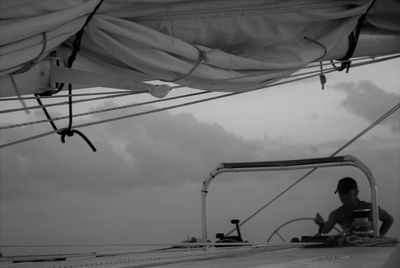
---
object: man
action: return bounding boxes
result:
[314,177,393,236]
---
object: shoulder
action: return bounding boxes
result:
[329,206,344,218]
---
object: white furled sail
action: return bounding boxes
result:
[1,0,399,97]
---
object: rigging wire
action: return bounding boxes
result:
[7,32,48,114]
[0,91,138,114]
[0,66,332,128]
[0,53,393,132]
[0,70,337,149]
[0,91,211,130]
[0,53,396,105]
[0,53,391,115]
[8,74,30,114]
[32,0,105,152]
[303,56,373,70]
[0,90,145,101]
[225,102,400,236]
[0,54,397,117]
[1,54,394,120]
[177,54,400,89]
[0,55,399,148]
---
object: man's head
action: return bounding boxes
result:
[335,177,359,205]
[335,177,358,194]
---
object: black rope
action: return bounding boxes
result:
[331,0,376,73]
[32,56,60,130]
[58,128,97,152]
[58,84,97,151]
[57,0,103,151]
[34,93,58,131]
[34,87,97,152]
[331,31,356,73]
[67,0,104,68]
[33,0,104,152]
[67,84,73,130]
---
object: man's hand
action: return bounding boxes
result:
[314,213,325,225]
[314,213,325,234]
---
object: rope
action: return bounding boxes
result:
[58,128,97,151]
[330,103,400,156]
[0,90,143,101]
[34,93,58,131]
[304,36,328,62]
[165,44,208,83]
[28,0,104,152]
[1,55,399,149]
[7,32,48,114]
[11,32,48,75]
[226,102,400,236]
[331,0,376,73]
[2,67,335,130]
[0,54,397,106]
[8,75,30,115]
[1,55,396,118]
[331,35,356,73]
[0,92,136,114]
[346,235,398,247]
[1,66,340,133]
[67,0,104,69]
[0,72,320,149]
[179,54,397,90]
[60,84,97,151]
[0,92,210,130]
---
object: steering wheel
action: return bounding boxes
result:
[266,217,342,243]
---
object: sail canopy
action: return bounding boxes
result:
[1,0,400,97]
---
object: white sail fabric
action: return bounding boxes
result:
[0,0,399,97]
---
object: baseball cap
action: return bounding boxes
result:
[335,177,358,194]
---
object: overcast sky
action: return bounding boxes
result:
[0,59,399,255]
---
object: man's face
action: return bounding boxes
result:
[338,189,357,206]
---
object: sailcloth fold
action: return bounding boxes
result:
[1,0,399,97]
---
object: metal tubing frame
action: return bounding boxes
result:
[200,155,379,242]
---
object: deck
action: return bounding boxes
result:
[0,243,398,268]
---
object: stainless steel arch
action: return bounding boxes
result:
[200,155,378,242]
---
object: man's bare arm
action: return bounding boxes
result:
[314,212,337,234]
[378,207,394,236]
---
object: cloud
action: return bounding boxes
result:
[334,80,400,132]
[1,101,303,202]
[1,100,399,247]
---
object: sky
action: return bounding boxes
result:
[0,58,399,256]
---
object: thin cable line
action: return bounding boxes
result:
[0,66,331,130]
[0,92,137,114]
[0,68,340,132]
[226,102,400,236]
[1,53,397,104]
[0,54,383,114]
[0,91,210,130]
[1,56,399,148]
[0,90,144,101]
[0,71,325,148]
[166,54,400,91]
[8,74,30,114]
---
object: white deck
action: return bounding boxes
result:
[1,244,398,268]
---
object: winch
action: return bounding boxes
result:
[352,209,374,236]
